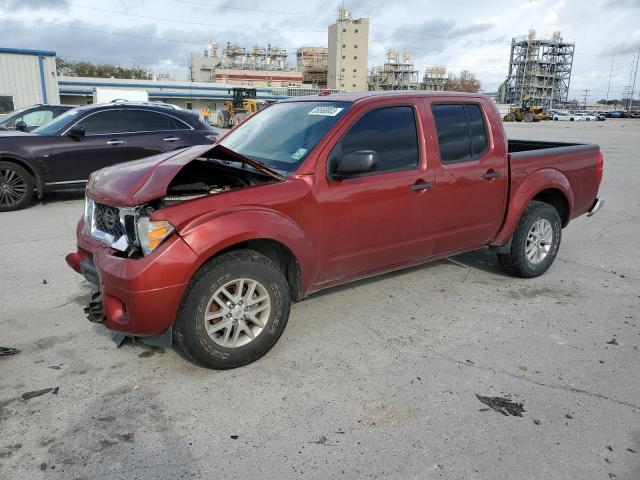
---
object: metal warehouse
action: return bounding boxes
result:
[0,47,60,113]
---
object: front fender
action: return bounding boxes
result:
[175,207,317,294]
[492,168,574,246]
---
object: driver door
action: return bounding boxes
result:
[314,102,434,284]
[46,109,127,185]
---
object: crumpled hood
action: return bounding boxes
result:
[87,144,283,207]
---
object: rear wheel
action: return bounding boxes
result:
[524,112,535,123]
[173,249,291,369]
[0,161,34,212]
[497,201,562,278]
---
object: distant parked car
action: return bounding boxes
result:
[0,102,218,211]
[0,104,74,132]
[574,112,598,121]
[552,111,581,121]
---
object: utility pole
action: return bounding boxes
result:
[605,54,614,105]
[627,49,639,112]
[582,89,589,109]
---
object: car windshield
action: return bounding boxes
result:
[219,101,350,174]
[0,106,32,124]
[32,108,82,135]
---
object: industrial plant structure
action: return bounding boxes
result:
[296,47,329,88]
[190,41,303,88]
[499,30,574,108]
[368,50,420,91]
[421,66,448,91]
[328,7,369,92]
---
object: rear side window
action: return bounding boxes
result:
[432,103,489,164]
[466,104,488,156]
[334,106,419,174]
[121,110,184,132]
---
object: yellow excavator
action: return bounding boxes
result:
[217,87,269,128]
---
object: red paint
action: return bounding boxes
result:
[67,92,602,337]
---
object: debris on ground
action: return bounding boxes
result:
[309,434,336,446]
[607,445,613,452]
[565,413,574,419]
[42,279,47,284]
[476,395,525,417]
[0,347,20,356]
[230,435,239,440]
[22,387,58,400]
[533,419,541,425]
[628,448,637,453]
[606,338,619,345]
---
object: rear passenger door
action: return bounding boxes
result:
[120,109,191,161]
[424,101,507,254]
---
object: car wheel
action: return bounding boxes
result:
[0,161,34,212]
[173,249,291,369]
[497,201,562,278]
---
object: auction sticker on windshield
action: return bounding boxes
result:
[308,106,344,116]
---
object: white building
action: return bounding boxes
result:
[0,47,60,112]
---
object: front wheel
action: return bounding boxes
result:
[173,250,291,369]
[0,161,34,212]
[497,201,562,278]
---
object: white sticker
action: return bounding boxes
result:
[308,106,344,117]
[291,148,308,160]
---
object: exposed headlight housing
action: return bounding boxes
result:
[135,216,175,256]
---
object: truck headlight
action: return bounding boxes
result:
[135,216,175,256]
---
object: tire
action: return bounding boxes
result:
[554,117,559,121]
[0,161,35,212]
[497,201,562,278]
[217,110,231,128]
[173,249,291,369]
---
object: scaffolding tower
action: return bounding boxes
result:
[369,50,420,91]
[297,47,328,88]
[502,30,574,109]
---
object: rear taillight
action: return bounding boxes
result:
[596,151,604,186]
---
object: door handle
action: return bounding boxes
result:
[163,137,179,142]
[482,170,502,180]
[411,181,433,191]
[106,140,124,146]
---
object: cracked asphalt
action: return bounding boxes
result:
[1,120,639,479]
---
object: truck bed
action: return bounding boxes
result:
[508,139,597,156]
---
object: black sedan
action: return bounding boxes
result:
[0,102,218,211]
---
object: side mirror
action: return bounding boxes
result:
[334,150,378,179]
[68,125,85,138]
[15,120,27,132]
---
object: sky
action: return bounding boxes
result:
[0,0,639,101]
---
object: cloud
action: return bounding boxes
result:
[0,0,68,10]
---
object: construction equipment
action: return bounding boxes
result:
[217,87,269,128]
[503,104,548,122]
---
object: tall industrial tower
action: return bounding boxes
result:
[328,7,369,92]
[501,30,574,108]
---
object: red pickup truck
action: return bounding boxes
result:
[66,92,603,369]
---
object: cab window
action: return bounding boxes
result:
[329,106,419,177]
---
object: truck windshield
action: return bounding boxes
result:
[32,108,81,135]
[219,101,350,173]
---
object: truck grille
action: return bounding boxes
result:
[93,203,125,239]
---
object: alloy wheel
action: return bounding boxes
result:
[0,167,28,208]
[203,278,271,348]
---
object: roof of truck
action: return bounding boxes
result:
[281,90,490,103]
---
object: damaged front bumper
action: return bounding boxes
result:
[65,218,199,347]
